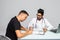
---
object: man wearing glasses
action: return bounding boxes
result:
[28,8,54,34]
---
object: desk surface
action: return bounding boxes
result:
[20,31,60,39]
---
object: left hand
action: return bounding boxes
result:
[43,27,47,33]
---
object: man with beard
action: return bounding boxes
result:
[28,8,54,34]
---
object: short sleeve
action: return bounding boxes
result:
[13,20,21,30]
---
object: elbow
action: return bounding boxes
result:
[17,35,23,38]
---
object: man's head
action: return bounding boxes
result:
[17,10,29,22]
[37,8,44,20]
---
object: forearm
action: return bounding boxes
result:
[21,26,29,31]
[19,31,29,38]
[19,30,32,38]
[16,30,32,38]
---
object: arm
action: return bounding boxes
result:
[28,18,35,30]
[21,26,29,31]
[44,19,54,30]
[15,30,32,38]
[13,19,32,38]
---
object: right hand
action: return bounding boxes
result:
[43,27,47,33]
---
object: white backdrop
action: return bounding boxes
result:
[0,0,60,35]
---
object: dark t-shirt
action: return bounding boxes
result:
[5,16,21,40]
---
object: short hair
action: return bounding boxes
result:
[18,10,29,16]
[37,8,44,15]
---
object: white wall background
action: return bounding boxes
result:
[0,0,60,36]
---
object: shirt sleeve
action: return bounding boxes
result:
[13,20,21,30]
[44,19,54,30]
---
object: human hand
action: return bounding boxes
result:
[43,27,47,33]
[27,30,33,35]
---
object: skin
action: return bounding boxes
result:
[37,13,43,20]
[15,13,32,38]
[29,13,47,33]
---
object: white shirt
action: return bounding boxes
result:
[28,18,54,31]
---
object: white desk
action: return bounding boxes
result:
[20,31,60,39]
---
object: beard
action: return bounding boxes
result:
[37,17,42,21]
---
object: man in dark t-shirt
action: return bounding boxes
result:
[5,10,33,40]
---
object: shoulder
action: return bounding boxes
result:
[11,16,18,22]
[9,16,18,24]
[11,16,16,20]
